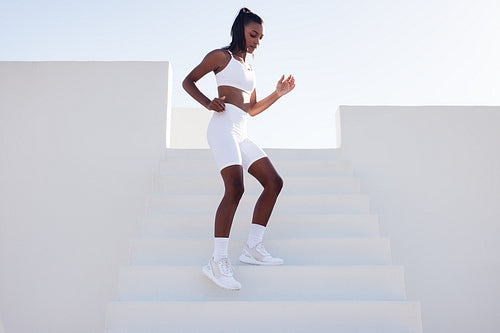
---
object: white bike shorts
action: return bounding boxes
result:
[207,103,267,172]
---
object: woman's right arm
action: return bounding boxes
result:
[182,50,226,112]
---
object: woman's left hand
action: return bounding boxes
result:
[276,74,296,97]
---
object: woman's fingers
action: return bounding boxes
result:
[218,97,225,110]
[211,97,225,112]
[279,74,294,83]
[217,96,225,111]
[283,75,294,85]
[276,74,296,96]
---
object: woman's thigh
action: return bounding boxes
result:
[247,157,282,188]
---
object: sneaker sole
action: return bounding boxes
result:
[238,253,284,266]
[202,265,241,290]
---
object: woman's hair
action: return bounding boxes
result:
[225,8,263,53]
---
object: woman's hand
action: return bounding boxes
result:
[276,75,295,97]
[207,96,226,112]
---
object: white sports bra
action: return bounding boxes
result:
[215,49,256,95]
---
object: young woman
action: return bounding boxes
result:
[182,7,295,290]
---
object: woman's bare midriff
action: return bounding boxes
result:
[218,86,251,113]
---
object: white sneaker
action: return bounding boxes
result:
[239,242,284,265]
[202,257,241,290]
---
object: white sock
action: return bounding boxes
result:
[247,223,266,248]
[212,237,229,262]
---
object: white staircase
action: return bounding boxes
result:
[105,148,423,332]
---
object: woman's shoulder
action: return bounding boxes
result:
[202,48,232,71]
[205,48,232,60]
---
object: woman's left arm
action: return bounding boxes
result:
[248,74,295,117]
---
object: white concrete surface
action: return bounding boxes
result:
[106,301,422,333]
[145,193,371,215]
[152,174,361,194]
[168,107,212,148]
[128,238,392,266]
[0,61,170,333]
[337,105,500,333]
[105,148,422,332]
[138,214,381,239]
[8,59,484,332]
[158,158,354,176]
[116,265,407,301]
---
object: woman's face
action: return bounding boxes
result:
[244,21,264,54]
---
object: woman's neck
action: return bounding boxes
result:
[232,49,247,62]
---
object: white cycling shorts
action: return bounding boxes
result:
[207,103,267,172]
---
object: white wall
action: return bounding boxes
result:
[169,107,212,148]
[337,106,500,333]
[0,61,170,333]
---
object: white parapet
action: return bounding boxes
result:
[0,61,171,333]
[337,105,500,333]
[168,107,213,148]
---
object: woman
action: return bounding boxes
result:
[182,7,295,290]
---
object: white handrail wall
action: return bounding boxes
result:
[337,105,500,333]
[0,61,170,333]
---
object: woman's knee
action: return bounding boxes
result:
[265,175,283,194]
[225,180,245,201]
[221,165,245,201]
[275,175,284,193]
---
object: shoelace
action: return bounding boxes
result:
[256,243,271,256]
[217,258,234,276]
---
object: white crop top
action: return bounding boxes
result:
[215,49,256,94]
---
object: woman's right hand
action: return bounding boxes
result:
[207,96,226,112]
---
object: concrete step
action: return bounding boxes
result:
[106,300,423,333]
[117,265,407,301]
[128,238,392,266]
[138,214,381,239]
[144,193,370,215]
[164,148,342,161]
[265,148,342,160]
[157,159,354,177]
[152,175,361,194]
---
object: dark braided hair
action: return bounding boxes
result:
[225,8,263,54]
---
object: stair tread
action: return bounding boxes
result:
[105,147,423,332]
[117,264,407,301]
[163,148,343,161]
[128,238,392,266]
[106,300,423,333]
[139,214,381,238]
[153,175,361,194]
[146,193,371,215]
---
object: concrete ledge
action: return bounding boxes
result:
[128,238,392,266]
[138,214,381,239]
[117,265,407,301]
[106,300,422,333]
[145,193,371,215]
[337,105,500,332]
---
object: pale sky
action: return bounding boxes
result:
[2,0,499,148]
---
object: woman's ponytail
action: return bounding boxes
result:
[226,8,263,53]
